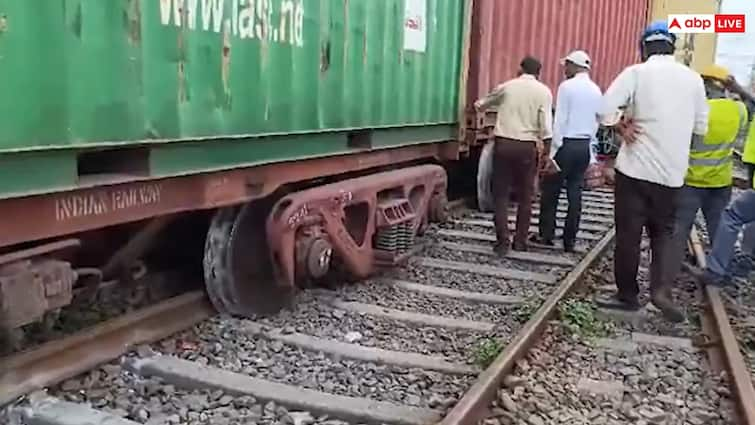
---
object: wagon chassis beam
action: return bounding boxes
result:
[0,143,458,250]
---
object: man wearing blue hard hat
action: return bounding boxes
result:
[595,21,709,322]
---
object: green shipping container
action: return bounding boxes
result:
[0,0,464,198]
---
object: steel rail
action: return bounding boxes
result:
[440,227,616,425]
[0,291,215,407]
[689,227,755,425]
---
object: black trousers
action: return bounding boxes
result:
[614,171,680,301]
[538,138,591,247]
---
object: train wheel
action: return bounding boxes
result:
[203,207,237,314]
[0,327,24,355]
[203,200,294,317]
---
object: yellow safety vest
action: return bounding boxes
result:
[685,98,747,188]
[744,118,755,164]
[745,120,755,188]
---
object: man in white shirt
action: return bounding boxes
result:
[533,50,602,252]
[474,57,553,255]
[595,21,709,322]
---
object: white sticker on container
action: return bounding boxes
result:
[403,0,427,53]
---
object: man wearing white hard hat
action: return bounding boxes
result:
[532,50,602,253]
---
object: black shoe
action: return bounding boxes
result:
[650,293,684,323]
[731,255,755,279]
[594,294,641,311]
[512,241,529,252]
[694,269,729,289]
[529,234,554,246]
[563,243,575,253]
[493,242,510,257]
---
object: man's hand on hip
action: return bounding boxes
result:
[535,140,545,157]
[618,118,640,145]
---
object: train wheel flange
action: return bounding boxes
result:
[204,200,294,317]
[0,327,24,355]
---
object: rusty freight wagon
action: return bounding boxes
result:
[0,0,647,343]
[465,0,648,146]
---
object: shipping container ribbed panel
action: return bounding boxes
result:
[0,0,464,151]
[467,0,649,105]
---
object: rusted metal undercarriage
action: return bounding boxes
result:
[204,164,448,317]
[0,219,180,350]
[0,240,93,351]
[0,162,449,335]
[0,143,456,335]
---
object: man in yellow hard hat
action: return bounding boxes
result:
[668,64,749,283]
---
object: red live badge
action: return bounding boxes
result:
[714,14,746,33]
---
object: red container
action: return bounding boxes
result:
[467,0,649,107]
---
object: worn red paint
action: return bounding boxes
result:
[467,0,648,106]
[267,164,447,288]
[0,143,457,249]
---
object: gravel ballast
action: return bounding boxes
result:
[175,318,473,409]
[479,239,737,425]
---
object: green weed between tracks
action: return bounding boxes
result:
[514,296,544,323]
[559,299,614,340]
[473,297,544,368]
[473,298,613,367]
[473,338,503,368]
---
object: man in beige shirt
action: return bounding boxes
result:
[474,56,553,254]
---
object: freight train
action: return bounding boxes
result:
[0,0,648,347]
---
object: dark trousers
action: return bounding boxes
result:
[538,138,591,247]
[667,185,731,280]
[745,163,755,258]
[614,171,680,301]
[492,138,537,248]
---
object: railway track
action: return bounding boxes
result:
[689,226,755,425]
[470,222,755,424]
[2,188,754,425]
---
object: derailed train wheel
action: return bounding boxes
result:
[203,207,237,314]
[0,327,24,355]
[203,199,294,317]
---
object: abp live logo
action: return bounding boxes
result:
[668,14,746,33]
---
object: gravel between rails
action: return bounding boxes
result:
[416,243,571,277]
[330,280,524,324]
[173,318,473,410]
[236,291,511,362]
[479,240,737,425]
[439,221,603,247]
[42,361,341,425]
[420,227,586,263]
[392,265,549,298]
